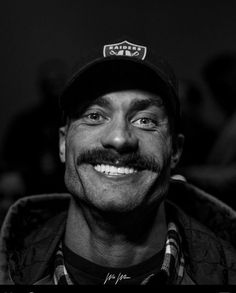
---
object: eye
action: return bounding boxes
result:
[132,117,158,129]
[87,113,102,120]
[83,112,107,124]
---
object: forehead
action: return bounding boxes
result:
[90,89,164,110]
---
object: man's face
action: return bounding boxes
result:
[60,89,182,213]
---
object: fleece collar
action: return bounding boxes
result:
[1,180,236,284]
[1,193,70,284]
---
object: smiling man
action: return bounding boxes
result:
[1,38,236,285]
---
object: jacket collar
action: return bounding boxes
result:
[1,180,236,284]
[0,193,70,284]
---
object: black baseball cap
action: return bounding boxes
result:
[59,37,181,131]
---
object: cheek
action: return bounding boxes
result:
[139,130,172,163]
[64,130,88,196]
[64,126,101,181]
[66,123,102,153]
[65,135,77,165]
[65,126,93,160]
[64,130,84,179]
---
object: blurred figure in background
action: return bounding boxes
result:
[0,58,68,224]
[180,53,236,209]
[177,78,216,167]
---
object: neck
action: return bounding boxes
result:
[64,197,167,268]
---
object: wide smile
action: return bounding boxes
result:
[93,164,138,177]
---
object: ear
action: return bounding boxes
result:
[59,126,66,163]
[171,134,184,169]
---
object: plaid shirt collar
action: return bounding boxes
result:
[53,221,185,285]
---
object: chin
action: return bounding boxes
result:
[88,191,141,214]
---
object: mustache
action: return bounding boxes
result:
[76,149,160,173]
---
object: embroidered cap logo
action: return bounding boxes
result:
[103,40,147,60]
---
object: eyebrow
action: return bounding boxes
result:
[129,97,164,112]
[91,95,164,112]
[91,95,111,109]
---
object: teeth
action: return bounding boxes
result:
[96,165,101,172]
[94,164,137,175]
[118,167,124,174]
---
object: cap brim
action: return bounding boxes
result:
[60,56,178,117]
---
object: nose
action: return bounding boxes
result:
[100,118,138,153]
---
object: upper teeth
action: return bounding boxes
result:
[94,164,137,175]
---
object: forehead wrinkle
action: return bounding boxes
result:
[87,92,164,113]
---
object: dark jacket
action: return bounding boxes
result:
[0,179,236,285]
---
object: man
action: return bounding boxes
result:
[0,38,236,285]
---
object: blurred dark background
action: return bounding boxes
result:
[1,0,236,224]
